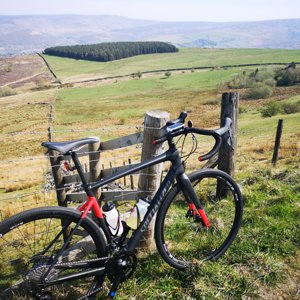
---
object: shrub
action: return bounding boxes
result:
[132,71,142,79]
[229,69,275,89]
[165,71,172,78]
[253,69,275,83]
[245,83,273,100]
[275,68,300,86]
[261,102,281,118]
[4,64,12,72]
[137,71,142,79]
[282,101,300,114]
[36,79,46,90]
[264,78,276,87]
[0,87,17,97]
[229,74,253,89]
[239,106,247,114]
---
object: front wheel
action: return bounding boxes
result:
[155,169,243,269]
[0,206,108,299]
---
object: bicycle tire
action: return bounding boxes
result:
[155,169,243,269]
[0,206,108,299]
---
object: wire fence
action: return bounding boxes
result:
[0,115,299,222]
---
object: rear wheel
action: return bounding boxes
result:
[0,206,108,299]
[155,169,243,269]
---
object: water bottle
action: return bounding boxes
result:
[126,198,150,230]
[102,202,124,236]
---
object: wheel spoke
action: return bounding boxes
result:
[0,207,107,299]
[155,170,243,269]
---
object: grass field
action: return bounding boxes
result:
[42,48,300,82]
[55,68,240,127]
[0,48,299,299]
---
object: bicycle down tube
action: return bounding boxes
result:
[76,136,211,253]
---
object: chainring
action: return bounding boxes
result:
[106,251,137,283]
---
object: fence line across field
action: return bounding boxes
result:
[1,94,295,231]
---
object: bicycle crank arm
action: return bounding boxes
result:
[107,271,124,299]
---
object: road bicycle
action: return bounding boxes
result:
[0,112,243,299]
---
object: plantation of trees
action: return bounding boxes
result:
[44,42,178,62]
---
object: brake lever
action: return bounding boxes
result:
[224,127,234,151]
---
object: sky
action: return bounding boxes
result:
[1,0,300,22]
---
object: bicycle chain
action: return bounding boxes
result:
[54,256,109,268]
[55,256,109,300]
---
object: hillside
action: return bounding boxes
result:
[0,49,299,299]
[1,15,300,55]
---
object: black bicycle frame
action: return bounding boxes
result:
[85,140,205,252]
[36,113,231,293]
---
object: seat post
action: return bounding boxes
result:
[70,151,93,196]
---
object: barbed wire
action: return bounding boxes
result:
[0,117,297,208]
[2,124,286,138]
[0,125,164,138]
[0,139,297,166]
[2,126,298,143]
[0,191,42,202]
[0,186,155,203]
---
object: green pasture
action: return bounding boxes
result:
[238,95,300,138]
[42,48,300,81]
[55,68,246,126]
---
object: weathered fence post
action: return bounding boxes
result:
[138,110,170,248]
[89,138,101,198]
[48,105,54,142]
[49,150,66,207]
[218,92,239,176]
[272,119,283,167]
[49,149,69,240]
[128,158,135,189]
[217,92,239,197]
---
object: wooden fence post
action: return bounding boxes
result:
[128,158,135,189]
[218,92,239,176]
[49,149,69,240]
[89,138,101,198]
[138,110,170,248]
[48,105,54,142]
[217,92,239,197]
[272,119,283,167]
[49,150,66,207]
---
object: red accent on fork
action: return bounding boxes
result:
[79,196,103,219]
[197,209,210,228]
[188,203,197,216]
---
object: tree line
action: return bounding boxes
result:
[44,42,178,62]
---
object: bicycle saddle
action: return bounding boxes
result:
[42,137,99,154]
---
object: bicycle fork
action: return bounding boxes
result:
[179,173,211,228]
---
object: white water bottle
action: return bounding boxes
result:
[126,198,150,230]
[103,202,124,236]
